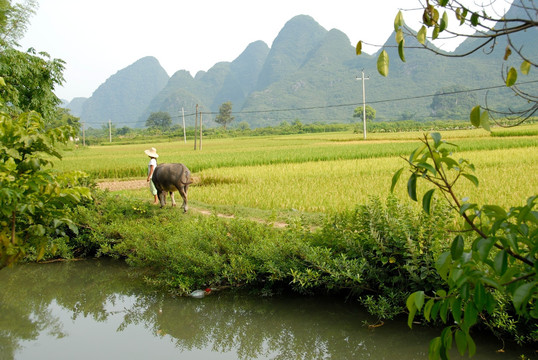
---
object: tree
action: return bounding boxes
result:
[214,101,235,130]
[0,1,64,120]
[47,107,81,133]
[430,85,478,119]
[353,105,376,121]
[0,0,37,48]
[357,0,537,127]
[236,121,250,131]
[146,111,172,131]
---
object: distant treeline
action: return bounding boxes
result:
[82,117,537,146]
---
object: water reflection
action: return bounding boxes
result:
[0,260,533,359]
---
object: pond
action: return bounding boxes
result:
[0,259,533,359]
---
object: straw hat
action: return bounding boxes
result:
[144,147,159,158]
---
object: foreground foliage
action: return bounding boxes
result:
[0,111,91,268]
[393,133,537,358]
[0,78,91,269]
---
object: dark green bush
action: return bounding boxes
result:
[296,196,453,318]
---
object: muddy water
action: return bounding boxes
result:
[0,259,534,359]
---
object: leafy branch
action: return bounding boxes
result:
[392,132,537,359]
[357,0,538,127]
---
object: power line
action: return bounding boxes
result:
[90,80,538,126]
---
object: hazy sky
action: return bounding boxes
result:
[19,0,513,101]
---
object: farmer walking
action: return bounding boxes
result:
[145,147,159,204]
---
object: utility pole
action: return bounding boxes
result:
[356,70,369,140]
[108,119,112,142]
[199,111,203,150]
[182,107,186,143]
[194,104,198,150]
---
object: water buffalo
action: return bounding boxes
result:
[151,163,193,212]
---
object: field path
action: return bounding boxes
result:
[97,179,288,228]
[98,179,146,191]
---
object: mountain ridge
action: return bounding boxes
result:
[69,5,536,129]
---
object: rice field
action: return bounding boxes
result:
[56,125,538,214]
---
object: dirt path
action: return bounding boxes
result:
[97,179,147,191]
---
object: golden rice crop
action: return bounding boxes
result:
[191,146,538,213]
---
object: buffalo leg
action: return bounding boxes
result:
[179,184,188,212]
[158,191,167,208]
[170,192,176,207]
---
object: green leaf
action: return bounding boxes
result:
[458,8,468,25]
[513,282,536,312]
[417,162,437,175]
[482,205,507,219]
[493,250,508,276]
[394,10,404,31]
[476,237,496,262]
[396,29,404,43]
[485,292,497,315]
[36,245,46,261]
[467,334,476,357]
[470,106,481,127]
[440,299,450,323]
[430,132,442,147]
[410,143,427,163]
[415,291,425,311]
[423,188,435,214]
[417,26,427,44]
[439,156,459,169]
[432,25,440,40]
[356,41,362,55]
[441,327,453,356]
[407,291,417,312]
[424,298,435,322]
[451,235,464,260]
[439,0,449,6]
[407,173,418,201]
[480,110,491,132]
[391,167,404,193]
[454,330,467,356]
[464,301,478,328]
[377,50,389,77]
[459,202,477,215]
[521,60,531,75]
[398,39,406,62]
[440,11,448,32]
[431,301,441,320]
[407,292,418,328]
[461,173,479,187]
[474,282,486,312]
[470,12,479,26]
[506,67,517,87]
[436,252,451,280]
[429,337,442,360]
[452,297,463,323]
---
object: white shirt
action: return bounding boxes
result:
[148,158,157,178]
